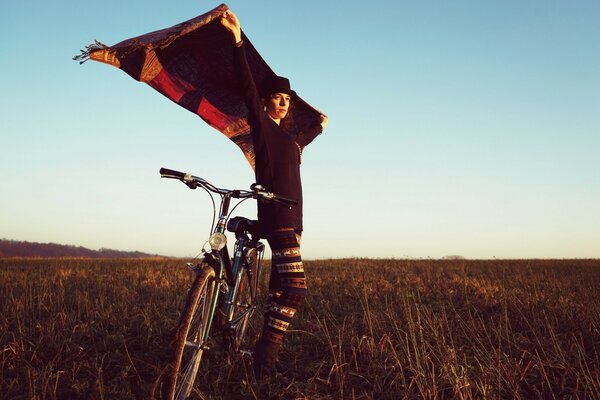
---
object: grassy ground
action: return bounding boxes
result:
[1,258,599,399]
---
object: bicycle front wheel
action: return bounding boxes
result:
[164,264,216,400]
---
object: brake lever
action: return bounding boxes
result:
[184,180,198,190]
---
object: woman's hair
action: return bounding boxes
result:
[280,98,295,131]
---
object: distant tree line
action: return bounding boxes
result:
[0,239,158,258]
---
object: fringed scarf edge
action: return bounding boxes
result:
[72,4,229,65]
[72,40,109,64]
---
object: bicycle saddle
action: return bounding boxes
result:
[227,216,259,235]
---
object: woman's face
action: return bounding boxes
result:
[265,92,291,121]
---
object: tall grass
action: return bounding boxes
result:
[1,258,599,399]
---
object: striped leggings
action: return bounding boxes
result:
[255,228,307,362]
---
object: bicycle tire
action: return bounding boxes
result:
[225,248,259,356]
[164,264,216,400]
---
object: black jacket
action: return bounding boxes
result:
[234,43,322,233]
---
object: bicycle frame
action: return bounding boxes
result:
[188,189,264,348]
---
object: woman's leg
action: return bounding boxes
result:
[254,228,307,373]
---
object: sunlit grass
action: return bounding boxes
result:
[1,258,599,399]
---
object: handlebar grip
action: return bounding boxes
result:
[159,167,186,179]
[273,194,298,206]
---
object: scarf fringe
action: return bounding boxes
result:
[72,40,108,64]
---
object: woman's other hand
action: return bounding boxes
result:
[320,114,328,130]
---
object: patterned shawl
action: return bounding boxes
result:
[74,3,322,170]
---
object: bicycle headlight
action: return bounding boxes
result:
[209,232,227,250]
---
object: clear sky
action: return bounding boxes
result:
[1,1,599,259]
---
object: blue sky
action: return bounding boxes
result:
[1,1,599,259]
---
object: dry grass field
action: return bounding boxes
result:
[1,258,599,399]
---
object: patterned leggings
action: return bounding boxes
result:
[255,228,307,362]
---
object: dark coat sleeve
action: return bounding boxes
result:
[233,42,263,124]
[233,41,273,166]
[296,123,323,148]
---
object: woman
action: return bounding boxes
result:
[221,11,327,380]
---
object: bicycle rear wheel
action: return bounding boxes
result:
[225,248,260,356]
[164,264,215,400]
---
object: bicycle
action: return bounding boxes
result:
[159,167,297,400]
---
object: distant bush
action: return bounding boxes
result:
[443,255,466,260]
[0,239,159,258]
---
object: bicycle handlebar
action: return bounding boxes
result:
[159,167,186,180]
[159,167,298,207]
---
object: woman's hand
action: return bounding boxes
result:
[220,11,242,44]
[320,114,328,130]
